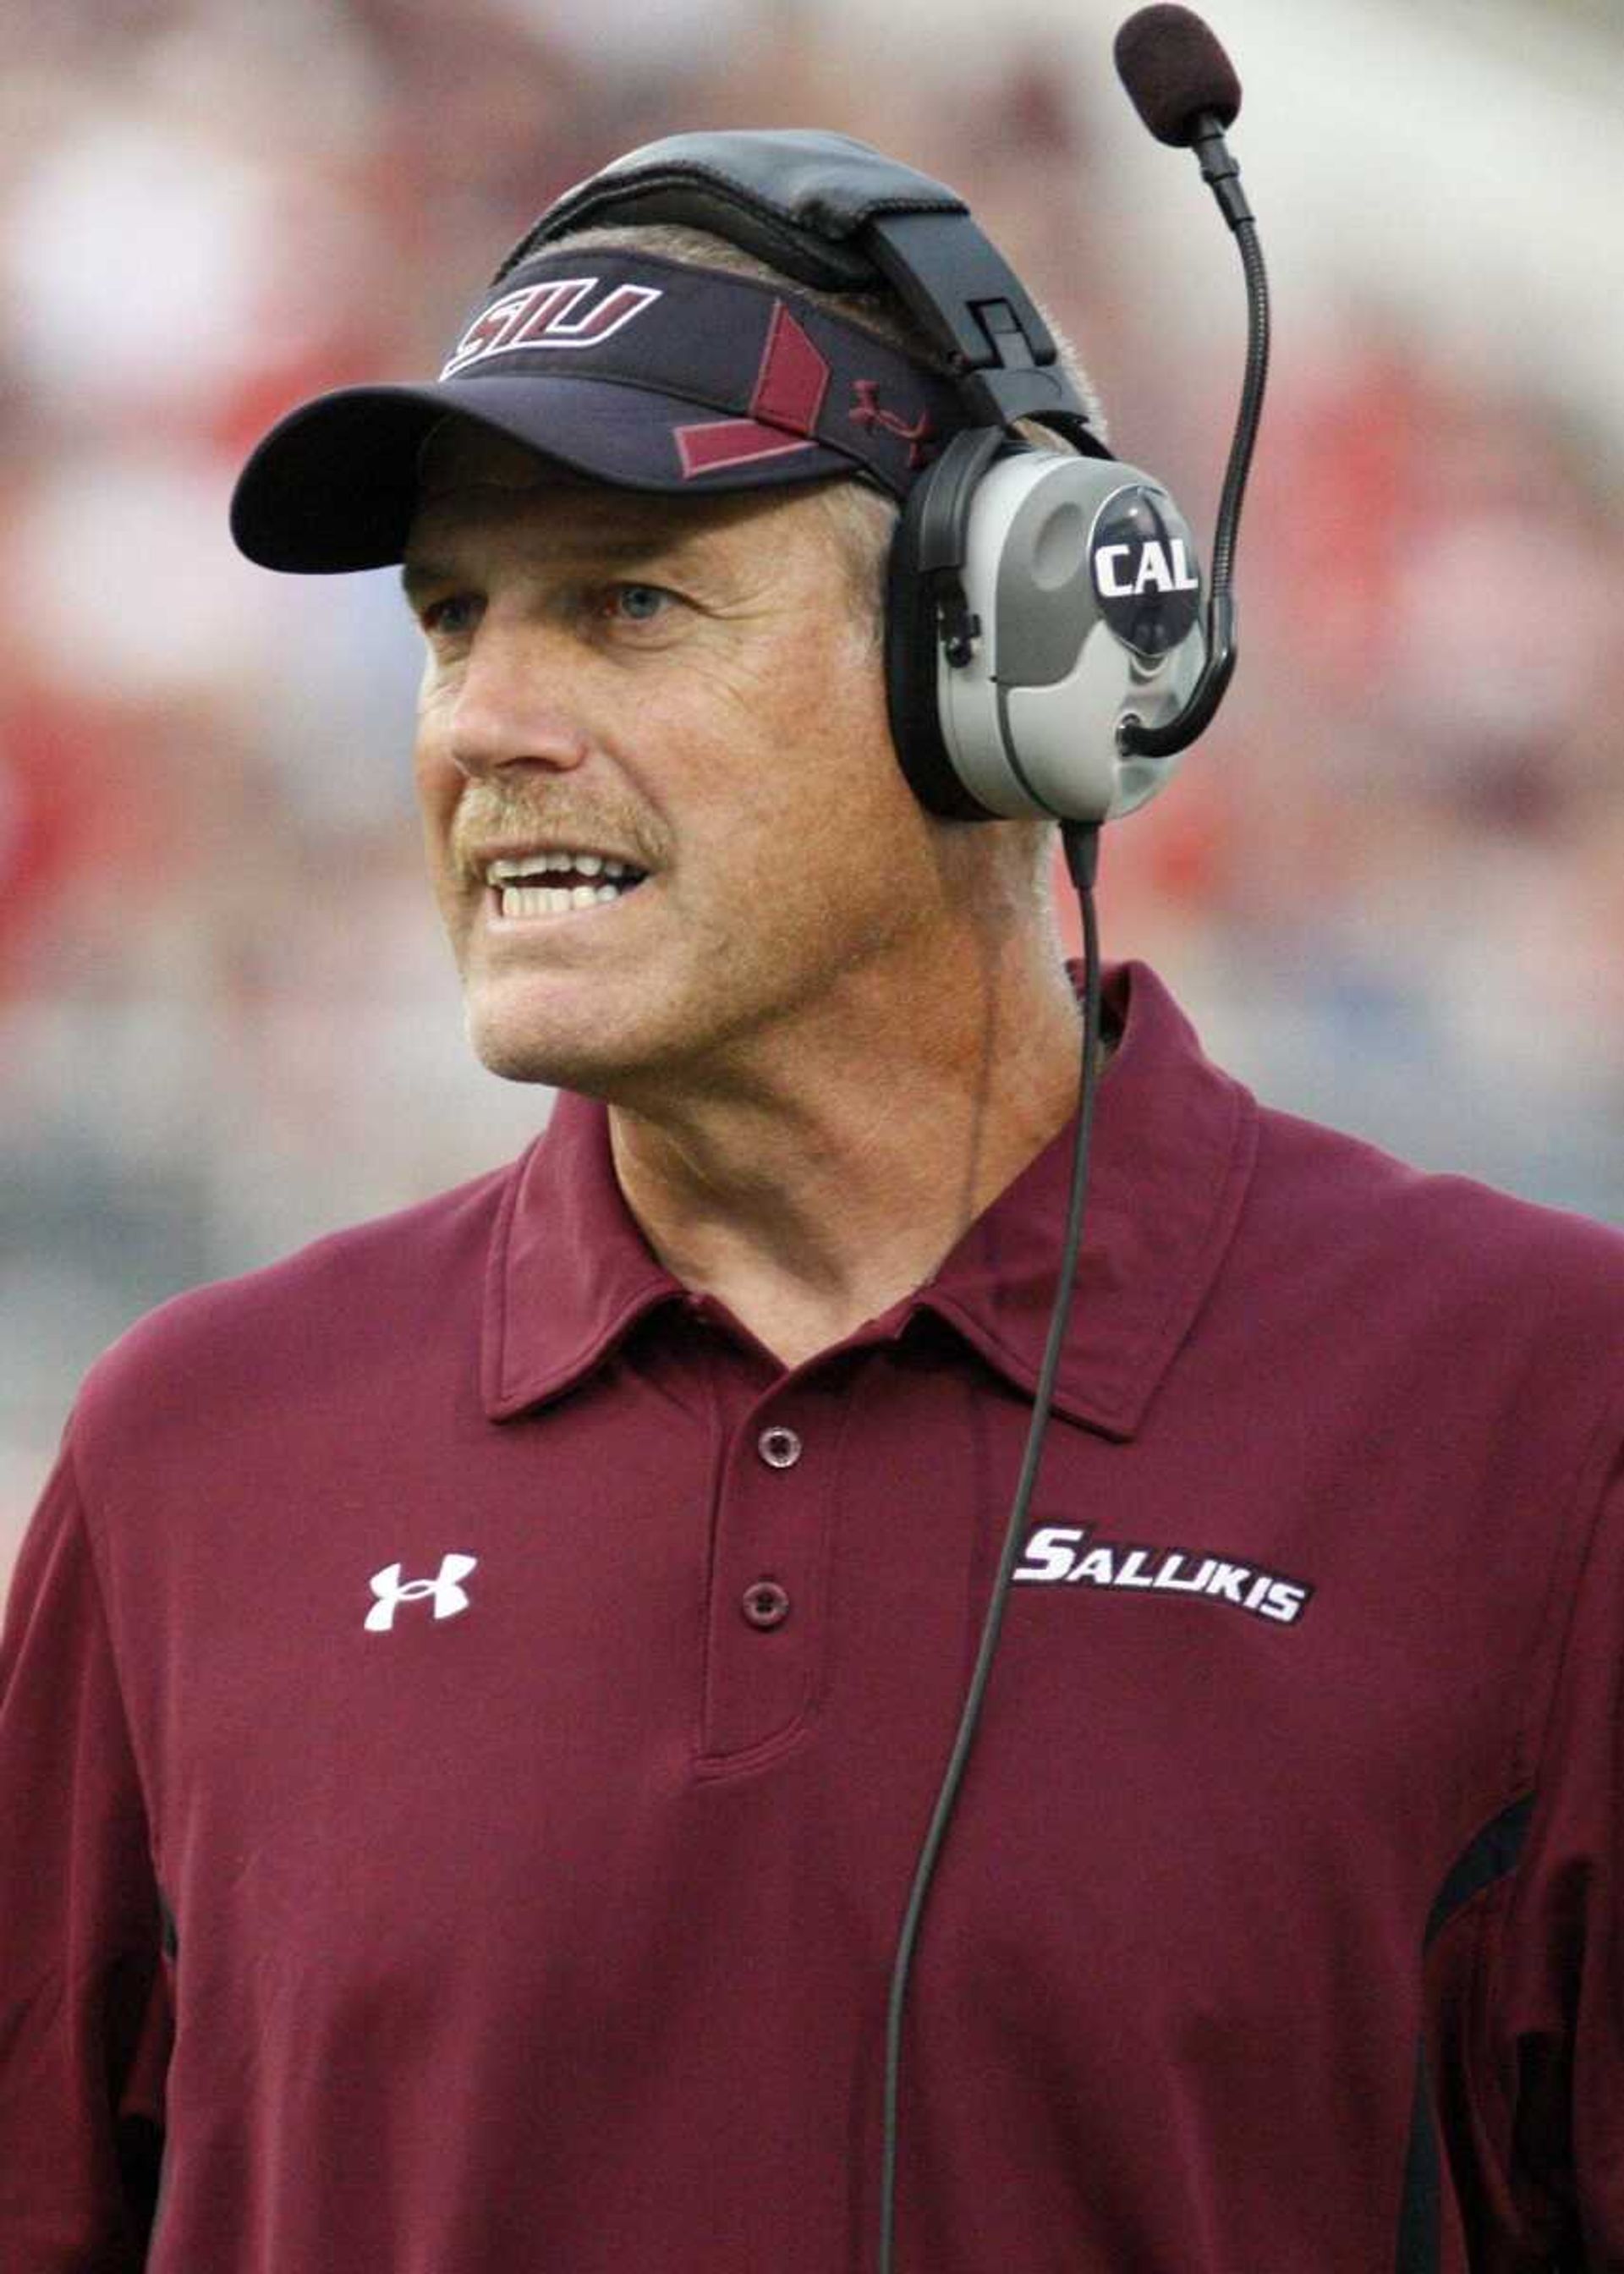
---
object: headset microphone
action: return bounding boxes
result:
[1113,1,1241,143]
[1112,3,1270,760]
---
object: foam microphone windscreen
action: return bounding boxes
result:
[1114,5,1242,146]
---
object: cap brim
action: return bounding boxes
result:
[229,376,859,573]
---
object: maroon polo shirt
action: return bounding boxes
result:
[3,961,1621,2274]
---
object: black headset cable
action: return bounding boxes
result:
[878,821,1104,2274]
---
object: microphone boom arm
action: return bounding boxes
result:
[1118,112,1270,761]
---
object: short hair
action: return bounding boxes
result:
[550,220,1109,635]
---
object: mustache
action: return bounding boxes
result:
[450,792,661,885]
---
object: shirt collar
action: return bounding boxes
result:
[482,959,1258,1438]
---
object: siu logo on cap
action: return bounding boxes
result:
[442,277,663,378]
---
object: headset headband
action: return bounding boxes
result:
[510,130,1111,455]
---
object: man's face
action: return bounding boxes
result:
[404,422,975,1101]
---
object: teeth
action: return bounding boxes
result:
[487,849,638,884]
[497,880,637,918]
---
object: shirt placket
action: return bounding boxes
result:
[700,1377,840,1766]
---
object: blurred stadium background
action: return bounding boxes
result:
[4,0,1623,1586]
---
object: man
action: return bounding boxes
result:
[2,136,1621,2274]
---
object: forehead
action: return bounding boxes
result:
[405,416,798,563]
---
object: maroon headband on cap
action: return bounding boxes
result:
[230,250,974,574]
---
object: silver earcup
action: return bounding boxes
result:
[937,454,1207,825]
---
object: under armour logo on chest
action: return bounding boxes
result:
[365,1552,479,1633]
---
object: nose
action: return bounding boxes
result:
[445,616,590,782]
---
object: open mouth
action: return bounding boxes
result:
[485,850,650,919]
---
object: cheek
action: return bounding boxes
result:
[732,663,927,917]
[412,655,461,758]
[412,747,450,831]
[767,621,894,794]
[411,698,463,843]
[411,759,469,931]
[816,645,930,843]
[821,618,900,771]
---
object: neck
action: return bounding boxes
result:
[608,932,1089,1369]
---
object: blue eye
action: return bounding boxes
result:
[422,594,479,636]
[614,584,669,621]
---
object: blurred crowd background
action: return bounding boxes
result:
[4,0,1622,1578]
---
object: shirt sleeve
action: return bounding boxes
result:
[1490,1429,1624,2264]
[0,1431,169,2272]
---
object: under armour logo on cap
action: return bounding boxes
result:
[365,1552,479,1633]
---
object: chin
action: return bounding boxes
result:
[469,1015,595,1091]
[459,964,752,1104]
[465,1000,658,1100]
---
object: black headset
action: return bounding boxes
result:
[504,128,1210,834]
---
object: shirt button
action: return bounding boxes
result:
[757,1425,803,1469]
[741,1580,791,1630]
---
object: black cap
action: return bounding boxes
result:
[230,250,970,573]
